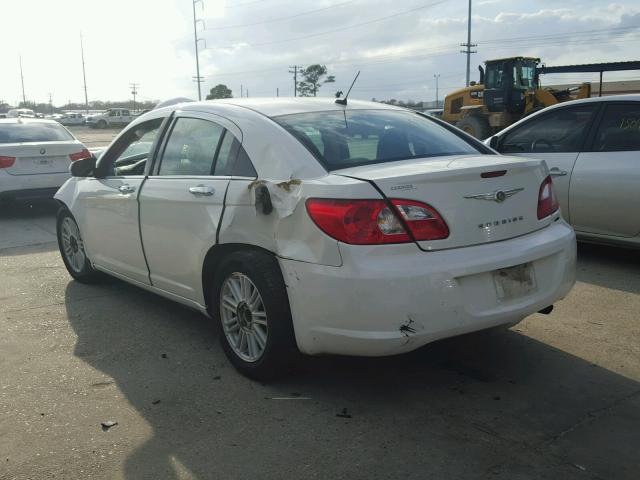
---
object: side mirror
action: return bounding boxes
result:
[488,136,499,150]
[70,155,96,177]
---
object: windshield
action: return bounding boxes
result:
[274,109,480,170]
[0,122,74,143]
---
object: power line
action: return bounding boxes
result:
[289,65,303,97]
[80,33,89,114]
[192,0,206,100]
[461,0,475,86]
[207,0,357,30]
[130,83,139,113]
[214,0,449,49]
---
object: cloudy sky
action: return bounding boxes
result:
[1,0,639,106]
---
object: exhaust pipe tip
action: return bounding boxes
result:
[538,305,554,315]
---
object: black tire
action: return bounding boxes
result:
[457,114,492,139]
[56,208,102,283]
[211,250,298,381]
[97,120,107,129]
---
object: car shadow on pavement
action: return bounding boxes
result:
[64,278,640,480]
[0,198,59,256]
[576,242,640,294]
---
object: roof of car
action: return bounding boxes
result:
[0,118,61,125]
[538,93,640,108]
[181,97,406,118]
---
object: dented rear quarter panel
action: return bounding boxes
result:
[219,174,384,267]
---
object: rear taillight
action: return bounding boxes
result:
[305,198,448,245]
[69,148,91,162]
[0,156,16,168]
[537,175,559,219]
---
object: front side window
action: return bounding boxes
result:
[274,110,479,171]
[99,118,164,176]
[0,122,73,143]
[158,117,224,176]
[592,103,640,152]
[500,105,597,154]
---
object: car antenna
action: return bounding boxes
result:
[335,71,360,105]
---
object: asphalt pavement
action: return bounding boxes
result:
[1,199,638,480]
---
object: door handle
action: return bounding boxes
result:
[118,184,136,194]
[549,168,568,177]
[188,185,215,196]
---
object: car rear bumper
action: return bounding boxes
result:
[279,220,576,356]
[0,171,70,199]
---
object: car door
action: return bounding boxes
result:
[76,116,167,284]
[497,104,599,222]
[570,102,640,237]
[138,112,238,303]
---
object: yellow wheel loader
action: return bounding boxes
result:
[442,57,591,138]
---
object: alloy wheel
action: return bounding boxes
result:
[60,217,86,273]
[220,272,268,362]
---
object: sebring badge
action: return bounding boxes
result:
[464,187,524,203]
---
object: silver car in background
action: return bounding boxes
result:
[0,118,91,201]
[487,95,640,248]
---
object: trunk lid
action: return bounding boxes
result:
[333,154,552,251]
[0,141,82,175]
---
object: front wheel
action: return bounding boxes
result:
[211,251,298,381]
[97,120,107,129]
[57,209,102,283]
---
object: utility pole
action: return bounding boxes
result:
[48,93,53,114]
[80,33,90,114]
[130,83,139,113]
[192,0,205,100]
[19,56,26,106]
[240,84,243,98]
[433,74,440,108]
[289,65,303,97]
[276,87,279,97]
[460,0,476,87]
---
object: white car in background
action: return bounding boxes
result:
[7,108,36,118]
[54,98,576,380]
[0,118,91,201]
[487,95,640,248]
[59,112,86,126]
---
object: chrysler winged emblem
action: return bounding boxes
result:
[465,187,524,203]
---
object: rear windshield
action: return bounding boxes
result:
[273,109,480,170]
[0,123,74,143]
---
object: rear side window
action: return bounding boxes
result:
[0,122,73,143]
[274,110,479,170]
[159,117,224,176]
[592,103,640,152]
[500,105,597,154]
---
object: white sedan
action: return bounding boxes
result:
[0,118,91,201]
[54,98,576,380]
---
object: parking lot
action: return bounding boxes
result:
[0,197,638,479]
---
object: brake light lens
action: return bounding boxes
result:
[0,156,16,168]
[305,198,448,245]
[537,175,559,219]
[391,199,449,241]
[69,148,91,162]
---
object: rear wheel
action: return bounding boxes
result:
[457,114,491,139]
[211,250,297,381]
[57,209,101,283]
